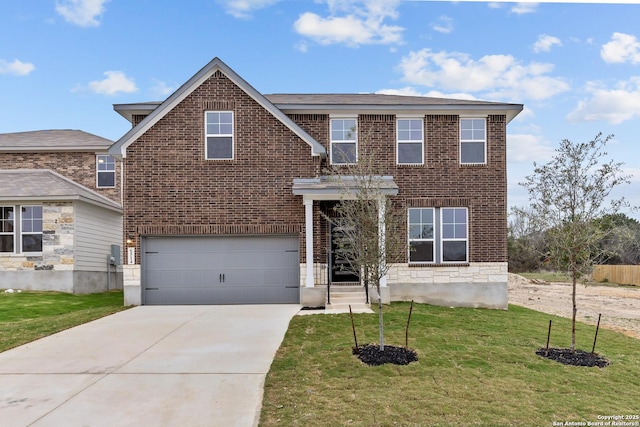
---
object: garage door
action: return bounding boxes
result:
[142,235,300,305]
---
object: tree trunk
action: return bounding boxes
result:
[571,268,577,352]
[377,284,384,351]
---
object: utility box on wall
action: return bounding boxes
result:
[110,245,121,265]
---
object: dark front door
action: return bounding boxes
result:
[330,222,360,283]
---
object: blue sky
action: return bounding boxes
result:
[2,0,640,216]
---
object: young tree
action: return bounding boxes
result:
[325,151,406,351]
[517,133,632,351]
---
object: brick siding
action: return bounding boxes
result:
[0,152,121,203]
[123,72,507,265]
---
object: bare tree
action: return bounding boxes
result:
[325,151,406,351]
[517,133,632,351]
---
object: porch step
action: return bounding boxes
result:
[325,286,373,314]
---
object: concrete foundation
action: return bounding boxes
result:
[0,270,122,294]
[300,287,326,307]
[390,281,508,309]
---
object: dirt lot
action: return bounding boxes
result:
[508,273,640,340]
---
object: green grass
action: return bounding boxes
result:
[519,271,572,282]
[260,303,640,427]
[0,289,129,352]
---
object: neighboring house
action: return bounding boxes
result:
[0,130,123,293]
[109,57,523,308]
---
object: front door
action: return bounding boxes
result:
[330,222,360,284]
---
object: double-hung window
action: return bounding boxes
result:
[97,155,116,188]
[408,207,468,264]
[397,118,424,165]
[205,111,234,160]
[330,118,357,164]
[460,118,486,164]
[0,205,43,254]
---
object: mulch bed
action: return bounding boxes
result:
[536,347,609,368]
[353,344,418,366]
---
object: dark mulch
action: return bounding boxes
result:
[353,343,418,366]
[536,347,609,368]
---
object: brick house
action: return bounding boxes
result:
[0,130,123,292]
[109,57,522,308]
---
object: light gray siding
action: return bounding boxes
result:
[74,201,123,272]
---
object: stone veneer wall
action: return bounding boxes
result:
[0,202,75,273]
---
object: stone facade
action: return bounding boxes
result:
[0,202,75,273]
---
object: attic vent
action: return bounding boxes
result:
[203,100,235,110]
[212,70,226,78]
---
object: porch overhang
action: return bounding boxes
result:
[292,175,399,201]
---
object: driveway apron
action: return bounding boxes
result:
[0,305,300,427]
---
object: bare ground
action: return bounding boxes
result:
[508,273,640,340]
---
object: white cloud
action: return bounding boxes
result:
[601,32,640,64]
[567,77,640,124]
[219,0,281,19]
[0,59,35,76]
[507,133,555,163]
[85,71,137,96]
[396,49,569,102]
[293,0,403,47]
[488,3,504,9]
[431,15,453,34]
[151,79,174,97]
[511,2,538,15]
[533,34,562,53]
[55,0,109,27]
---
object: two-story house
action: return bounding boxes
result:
[0,130,123,293]
[109,57,522,308]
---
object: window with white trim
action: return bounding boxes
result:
[97,155,116,188]
[460,118,486,164]
[205,111,234,160]
[397,118,424,165]
[330,118,357,164]
[408,207,468,264]
[0,205,43,254]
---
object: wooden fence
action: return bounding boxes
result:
[593,265,640,285]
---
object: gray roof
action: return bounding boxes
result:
[0,169,122,212]
[292,175,399,201]
[0,130,114,152]
[266,93,523,123]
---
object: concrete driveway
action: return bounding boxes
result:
[0,305,300,427]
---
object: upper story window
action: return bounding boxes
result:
[397,118,424,165]
[97,155,116,188]
[460,118,486,164]
[408,207,468,264]
[330,118,357,164]
[205,111,234,160]
[0,205,43,254]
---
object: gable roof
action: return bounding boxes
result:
[109,57,326,159]
[0,169,122,212]
[0,130,113,153]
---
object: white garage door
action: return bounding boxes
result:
[142,235,300,305]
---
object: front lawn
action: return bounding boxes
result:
[0,289,128,352]
[260,303,640,426]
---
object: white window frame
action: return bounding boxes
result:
[408,207,468,264]
[0,206,15,254]
[460,117,487,165]
[205,111,234,160]
[0,205,43,254]
[330,117,358,165]
[396,117,424,165]
[96,155,116,188]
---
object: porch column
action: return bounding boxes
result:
[304,198,314,288]
[378,197,387,287]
